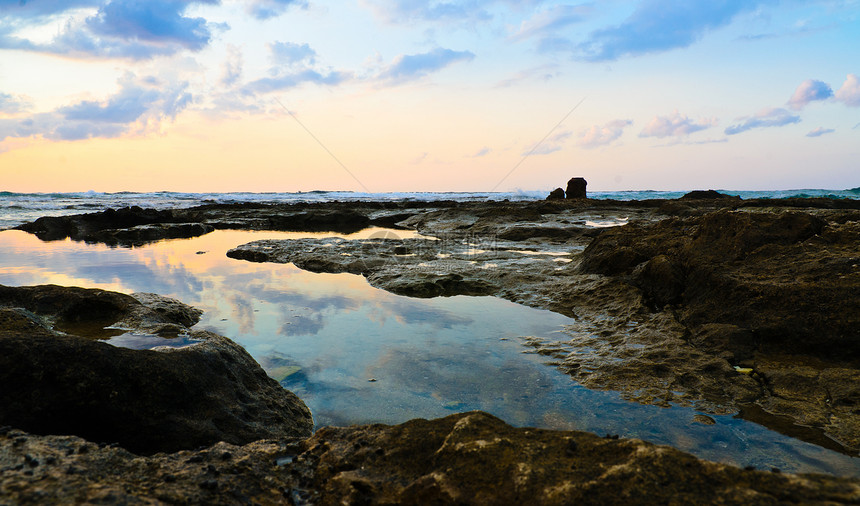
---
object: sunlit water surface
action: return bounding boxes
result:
[1,228,858,476]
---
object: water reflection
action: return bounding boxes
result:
[1,228,859,476]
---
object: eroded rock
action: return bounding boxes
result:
[0,284,313,455]
[2,412,858,505]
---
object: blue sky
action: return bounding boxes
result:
[0,0,858,192]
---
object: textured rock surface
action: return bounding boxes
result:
[0,284,313,455]
[578,209,860,452]
[227,202,860,454]
[2,412,858,505]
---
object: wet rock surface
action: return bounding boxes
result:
[3,412,859,505]
[0,284,313,455]
[14,206,214,246]
[226,199,860,454]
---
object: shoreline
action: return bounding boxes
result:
[2,194,860,502]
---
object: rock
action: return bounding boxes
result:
[3,412,858,504]
[14,206,212,246]
[266,210,370,233]
[546,188,565,200]
[0,284,313,455]
[580,209,860,450]
[282,411,860,503]
[681,189,740,200]
[565,177,587,199]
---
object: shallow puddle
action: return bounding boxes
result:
[105,332,202,350]
[1,228,858,476]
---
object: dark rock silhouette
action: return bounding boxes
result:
[681,189,740,200]
[546,187,565,200]
[566,177,587,198]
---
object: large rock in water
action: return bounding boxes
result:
[0,284,313,455]
[565,177,587,199]
[14,206,213,245]
[2,412,858,504]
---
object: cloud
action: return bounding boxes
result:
[85,0,217,50]
[495,64,560,88]
[243,70,351,94]
[0,0,101,20]
[0,0,221,59]
[578,0,764,61]
[639,111,717,138]
[509,4,590,41]
[220,44,243,87]
[379,48,475,83]
[578,119,631,148]
[269,41,317,66]
[806,127,834,137]
[246,0,307,20]
[835,73,860,107]
[0,74,191,142]
[524,130,571,156]
[468,146,491,157]
[724,107,800,135]
[787,79,833,110]
[361,0,494,23]
[234,41,348,97]
[0,93,30,114]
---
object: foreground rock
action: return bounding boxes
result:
[0,284,313,455]
[2,412,858,505]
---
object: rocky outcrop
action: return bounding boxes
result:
[2,412,858,505]
[0,284,313,455]
[546,187,565,200]
[14,206,213,246]
[268,210,370,233]
[566,177,587,199]
[580,209,857,360]
[681,189,739,200]
[579,209,860,451]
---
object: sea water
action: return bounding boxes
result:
[1,188,858,230]
[0,190,859,476]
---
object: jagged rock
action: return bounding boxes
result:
[546,187,565,200]
[2,412,859,505]
[565,177,587,199]
[0,284,313,455]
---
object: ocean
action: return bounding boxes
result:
[1,188,858,230]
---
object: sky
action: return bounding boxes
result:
[0,0,858,193]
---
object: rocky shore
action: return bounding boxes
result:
[3,193,860,502]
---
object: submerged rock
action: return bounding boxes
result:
[0,284,313,455]
[3,412,858,504]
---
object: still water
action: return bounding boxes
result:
[1,228,858,476]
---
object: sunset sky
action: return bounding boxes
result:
[1,0,858,193]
